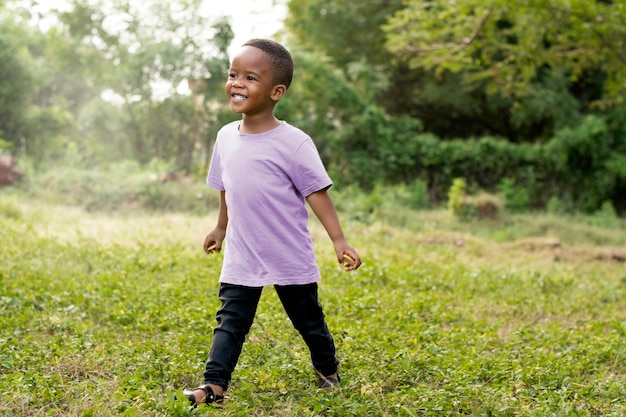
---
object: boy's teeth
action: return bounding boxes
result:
[233,94,246,100]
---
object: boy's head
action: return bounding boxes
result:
[242,39,293,90]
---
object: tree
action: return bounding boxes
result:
[285,0,403,103]
[43,0,235,172]
[0,7,37,152]
[283,0,585,141]
[276,49,363,163]
[384,0,626,105]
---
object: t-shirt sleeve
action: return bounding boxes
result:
[206,139,224,190]
[292,138,333,197]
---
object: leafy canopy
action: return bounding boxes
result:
[384,0,626,104]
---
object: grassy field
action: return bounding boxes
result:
[1,195,625,416]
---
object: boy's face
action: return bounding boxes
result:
[225,46,284,115]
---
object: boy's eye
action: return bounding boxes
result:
[228,73,236,79]
[247,76,256,81]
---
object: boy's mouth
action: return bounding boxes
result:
[231,94,247,102]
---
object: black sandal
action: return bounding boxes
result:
[316,372,341,389]
[182,385,224,407]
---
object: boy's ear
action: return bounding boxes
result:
[271,84,287,101]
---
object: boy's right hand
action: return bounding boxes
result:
[203,230,224,254]
[204,241,218,253]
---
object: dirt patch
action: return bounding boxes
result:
[414,233,626,266]
[505,237,626,264]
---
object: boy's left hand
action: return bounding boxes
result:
[337,247,361,271]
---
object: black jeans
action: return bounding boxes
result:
[203,282,339,390]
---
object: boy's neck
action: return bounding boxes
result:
[239,113,281,134]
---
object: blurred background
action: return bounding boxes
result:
[1,0,625,217]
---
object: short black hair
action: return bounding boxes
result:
[242,39,293,89]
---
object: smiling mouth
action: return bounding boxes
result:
[231,94,247,102]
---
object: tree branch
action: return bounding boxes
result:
[404,9,491,53]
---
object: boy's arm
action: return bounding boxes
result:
[204,190,228,253]
[306,189,361,270]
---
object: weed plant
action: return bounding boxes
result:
[1,196,625,416]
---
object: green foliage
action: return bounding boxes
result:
[276,49,364,164]
[23,103,76,166]
[394,179,430,210]
[0,196,22,219]
[546,196,564,214]
[285,0,402,91]
[605,93,626,154]
[283,0,618,146]
[384,0,626,103]
[546,115,623,212]
[1,198,625,415]
[0,11,37,146]
[447,180,501,221]
[19,160,220,214]
[589,201,620,229]
[282,0,626,188]
[335,106,423,187]
[5,0,235,173]
[1,0,625,219]
[499,177,530,212]
[468,192,502,219]
[332,123,625,213]
[332,181,430,224]
[0,138,12,149]
[507,72,583,141]
[448,178,468,219]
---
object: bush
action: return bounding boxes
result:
[499,177,530,212]
[448,178,473,220]
[333,109,625,215]
[335,106,423,188]
[333,181,429,224]
[0,196,22,219]
[466,192,502,218]
[448,178,502,220]
[395,178,429,209]
[20,160,220,214]
[546,196,564,214]
[589,200,620,229]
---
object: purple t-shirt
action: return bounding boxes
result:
[207,121,333,287]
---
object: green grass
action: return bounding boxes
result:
[1,196,625,416]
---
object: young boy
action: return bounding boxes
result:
[183,38,362,406]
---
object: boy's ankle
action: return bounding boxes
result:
[316,371,341,390]
[205,383,224,396]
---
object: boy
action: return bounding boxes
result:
[184,38,362,406]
